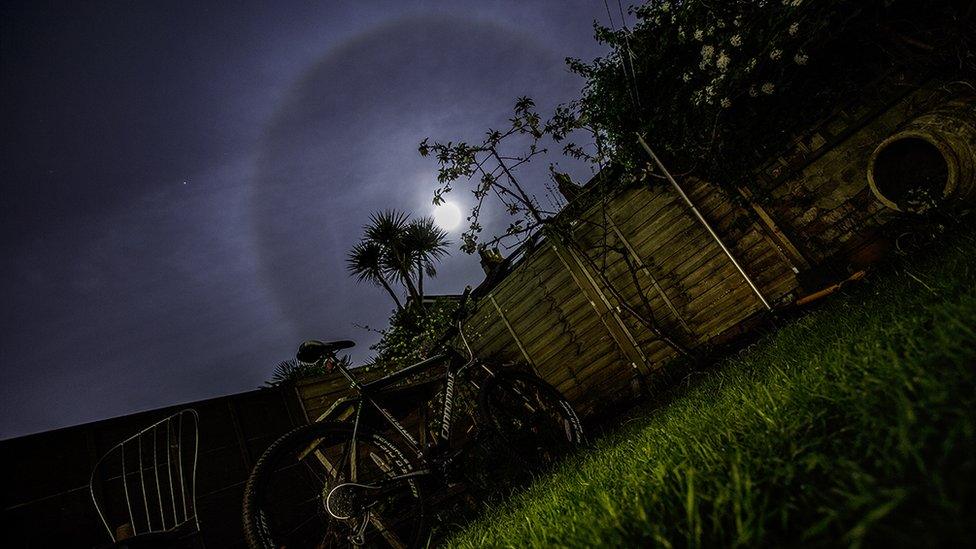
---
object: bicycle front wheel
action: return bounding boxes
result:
[243,421,426,548]
[478,370,584,467]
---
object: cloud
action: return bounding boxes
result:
[250,15,585,360]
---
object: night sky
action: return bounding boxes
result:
[1,1,616,438]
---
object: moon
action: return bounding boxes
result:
[433,201,462,231]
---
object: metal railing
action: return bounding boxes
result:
[89,409,200,542]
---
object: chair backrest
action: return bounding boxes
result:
[89,409,200,542]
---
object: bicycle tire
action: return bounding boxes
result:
[477,370,584,467]
[243,421,426,548]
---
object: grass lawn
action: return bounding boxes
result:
[447,229,976,548]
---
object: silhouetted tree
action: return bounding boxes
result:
[347,239,404,312]
[347,209,449,311]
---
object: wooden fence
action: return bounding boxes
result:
[296,74,965,423]
[458,177,800,417]
[295,176,801,420]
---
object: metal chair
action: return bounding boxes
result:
[89,409,202,548]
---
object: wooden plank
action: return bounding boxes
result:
[737,184,810,272]
[683,251,784,329]
[598,186,679,235]
[532,325,620,377]
[572,220,692,334]
[489,262,581,323]
[550,235,652,380]
[487,293,539,376]
[605,214,693,334]
[624,185,759,279]
[504,289,603,352]
[568,220,786,348]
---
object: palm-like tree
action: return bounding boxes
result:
[265,355,353,386]
[347,239,405,312]
[364,210,421,303]
[404,216,449,297]
[347,209,450,311]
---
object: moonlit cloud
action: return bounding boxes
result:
[0,1,612,438]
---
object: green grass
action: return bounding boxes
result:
[447,231,976,548]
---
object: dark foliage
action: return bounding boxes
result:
[370,299,460,371]
[558,0,974,190]
[265,356,352,387]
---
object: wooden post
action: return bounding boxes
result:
[549,235,652,381]
[488,293,539,376]
[637,134,773,311]
[736,185,810,273]
[604,214,695,336]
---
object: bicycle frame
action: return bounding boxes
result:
[256,318,581,547]
[245,297,582,548]
[317,321,491,468]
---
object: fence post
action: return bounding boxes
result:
[604,214,695,337]
[549,235,652,384]
[637,134,773,311]
[487,293,539,376]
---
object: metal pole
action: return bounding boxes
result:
[605,217,694,335]
[636,134,772,311]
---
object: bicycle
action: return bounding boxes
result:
[242,288,584,548]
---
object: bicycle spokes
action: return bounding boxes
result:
[244,423,424,548]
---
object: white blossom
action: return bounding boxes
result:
[761,82,775,95]
[682,72,692,82]
[716,52,731,71]
[770,49,783,61]
[730,34,743,47]
[720,97,732,108]
[789,22,800,36]
[794,52,809,65]
[705,84,716,97]
[694,29,704,41]
[701,44,715,59]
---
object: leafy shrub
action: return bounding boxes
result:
[560,0,972,189]
[370,300,460,371]
[265,355,352,387]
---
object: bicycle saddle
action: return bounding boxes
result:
[296,339,355,364]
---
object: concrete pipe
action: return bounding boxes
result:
[867,97,976,213]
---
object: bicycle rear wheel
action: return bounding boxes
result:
[478,370,584,467]
[243,421,426,548]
